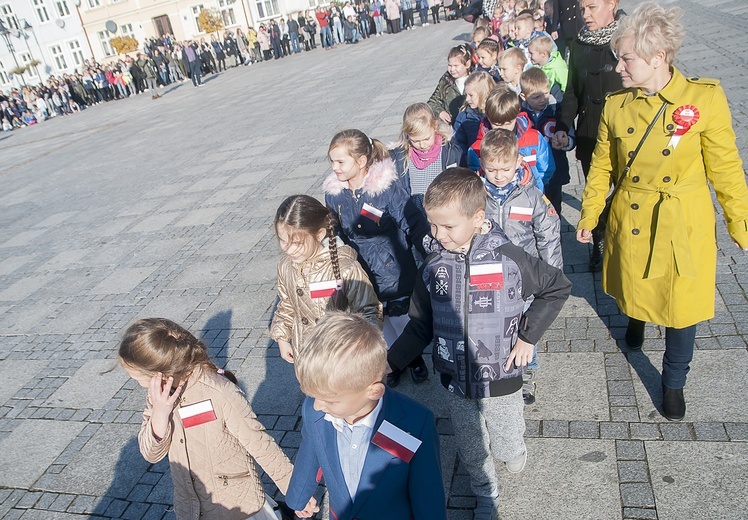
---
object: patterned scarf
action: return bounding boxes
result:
[483,170,521,206]
[577,19,619,46]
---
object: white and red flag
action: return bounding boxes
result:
[309,280,339,299]
[469,263,504,286]
[360,203,383,224]
[371,420,422,462]
[508,206,533,221]
[178,399,217,428]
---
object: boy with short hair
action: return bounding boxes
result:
[498,47,527,93]
[519,67,575,215]
[508,12,556,62]
[479,128,562,403]
[468,86,556,192]
[528,35,568,92]
[286,312,447,520]
[388,167,571,520]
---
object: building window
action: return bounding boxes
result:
[255,0,279,19]
[87,0,100,8]
[191,4,204,32]
[49,44,67,71]
[67,39,84,67]
[97,30,113,56]
[307,0,322,7]
[20,52,39,77]
[0,61,9,85]
[218,0,236,26]
[120,22,135,38]
[33,0,50,23]
[55,0,70,17]
[0,4,19,30]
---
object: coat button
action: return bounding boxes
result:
[180,439,184,443]
[691,77,700,81]
[628,151,635,159]
[666,123,675,131]
[663,176,671,182]
[632,176,640,182]
[357,224,362,229]
[296,288,304,296]
[627,127,634,134]
[662,149,670,156]
[632,228,640,235]
[631,203,639,210]
[301,317,309,325]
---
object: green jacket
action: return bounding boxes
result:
[540,51,568,92]
[427,72,465,126]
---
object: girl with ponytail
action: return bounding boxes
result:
[324,129,431,387]
[119,317,315,519]
[271,194,382,363]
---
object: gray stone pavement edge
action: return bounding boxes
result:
[0,1,746,519]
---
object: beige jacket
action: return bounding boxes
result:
[138,367,293,520]
[270,240,382,352]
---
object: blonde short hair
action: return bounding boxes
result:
[424,167,486,217]
[514,13,534,30]
[528,35,553,55]
[520,67,550,94]
[611,2,685,66]
[500,47,528,69]
[481,128,519,163]
[294,312,386,397]
[485,83,521,125]
[399,102,453,156]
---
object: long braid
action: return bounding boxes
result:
[327,215,341,281]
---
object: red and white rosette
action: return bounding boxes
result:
[668,105,700,149]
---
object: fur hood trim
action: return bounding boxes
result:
[323,158,399,197]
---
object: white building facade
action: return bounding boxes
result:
[1,0,93,89]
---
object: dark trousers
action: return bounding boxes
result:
[628,319,697,389]
[543,183,563,217]
[188,60,202,86]
[431,5,441,23]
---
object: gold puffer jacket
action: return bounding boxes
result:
[137,367,293,520]
[270,240,382,352]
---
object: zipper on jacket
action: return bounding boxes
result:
[217,471,251,486]
[462,235,477,399]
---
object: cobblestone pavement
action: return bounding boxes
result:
[0,1,747,519]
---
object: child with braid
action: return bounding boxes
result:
[324,129,431,387]
[119,318,317,519]
[271,194,382,363]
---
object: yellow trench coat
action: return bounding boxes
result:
[578,67,748,328]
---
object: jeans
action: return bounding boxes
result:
[188,60,202,86]
[333,19,344,43]
[290,32,301,53]
[320,25,334,47]
[373,15,384,34]
[419,7,428,23]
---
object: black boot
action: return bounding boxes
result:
[662,386,686,421]
[387,367,402,387]
[409,355,429,384]
[625,318,645,350]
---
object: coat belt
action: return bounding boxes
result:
[618,178,706,279]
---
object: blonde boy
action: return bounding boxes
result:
[388,167,571,519]
[498,47,527,93]
[286,312,446,520]
[528,35,568,92]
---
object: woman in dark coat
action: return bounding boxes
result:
[555,0,622,270]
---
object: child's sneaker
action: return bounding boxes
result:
[522,368,537,405]
[474,495,499,520]
[506,449,527,473]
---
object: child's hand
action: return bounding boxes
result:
[552,130,569,150]
[278,340,295,363]
[148,373,184,440]
[295,497,319,518]
[439,110,452,124]
[505,338,534,371]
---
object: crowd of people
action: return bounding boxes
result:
[0,0,471,131]
[35,0,748,518]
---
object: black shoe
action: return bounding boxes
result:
[625,319,645,350]
[387,368,402,387]
[662,386,685,421]
[409,357,429,384]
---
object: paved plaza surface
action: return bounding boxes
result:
[1,1,747,518]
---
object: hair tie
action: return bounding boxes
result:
[217,368,225,375]
[368,136,373,145]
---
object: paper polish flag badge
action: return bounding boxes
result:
[178,399,217,428]
[469,263,504,286]
[309,279,340,299]
[508,206,533,221]
[360,203,383,224]
[372,420,422,462]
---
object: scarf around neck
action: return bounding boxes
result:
[410,134,443,170]
[483,169,521,205]
[577,19,619,46]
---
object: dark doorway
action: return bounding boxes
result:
[153,15,173,37]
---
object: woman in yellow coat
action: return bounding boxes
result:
[577,2,748,420]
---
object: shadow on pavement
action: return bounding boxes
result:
[625,350,664,412]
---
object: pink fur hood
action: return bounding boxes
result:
[323,158,399,196]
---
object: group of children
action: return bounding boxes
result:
[118,5,575,518]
